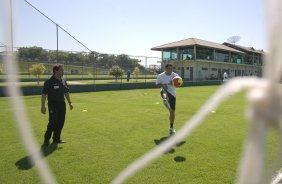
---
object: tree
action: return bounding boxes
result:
[15,46,149,77]
[29,63,46,85]
[109,65,123,82]
[132,67,140,82]
[88,51,99,64]
[18,46,43,61]
[116,54,141,71]
[99,54,116,68]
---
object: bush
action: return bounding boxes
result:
[29,63,46,85]
[109,65,124,82]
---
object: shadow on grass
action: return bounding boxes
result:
[174,156,186,162]
[154,136,186,155]
[15,143,58,170]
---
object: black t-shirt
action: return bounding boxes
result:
[42,76,70,104]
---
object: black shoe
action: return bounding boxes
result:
[43,140,50,146]
[53,140,66,144]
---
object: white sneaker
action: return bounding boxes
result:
[163,99,170,110]
[170,128,176,135]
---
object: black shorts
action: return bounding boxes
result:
[160,89,176,110]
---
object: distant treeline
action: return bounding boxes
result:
[7,46,146,72]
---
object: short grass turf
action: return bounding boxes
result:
[0,86,279,184]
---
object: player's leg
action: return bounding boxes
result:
[51,107,61,144]
[44,105,57,145]
[54,103,66,144]
[167,93,176,135]
[160,89,170,110]
[169,109,175,127]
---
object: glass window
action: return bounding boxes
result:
[162,51,171,61]
[253,55,259,65]
[243,54,253,65]
[215,50,229,62]
[258,55,263,66]
[171,50,177,60]
[179,47,194,60]
[231,53,243,64]
[196,46,214,60]
[162,49,177,61]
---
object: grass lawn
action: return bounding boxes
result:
[0,86,279,184]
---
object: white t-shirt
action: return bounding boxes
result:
[223,72,228,81]
[156,72,179,97]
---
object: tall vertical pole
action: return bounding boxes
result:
[93,52,96,91]
[194,45,197,81]
[9,0,14,52]
[145,56,147,84]
[56,24,58,64]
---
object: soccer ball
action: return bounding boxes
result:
[172,76,183,87]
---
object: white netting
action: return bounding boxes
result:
[3,0,282,184]
[3,0,56,184]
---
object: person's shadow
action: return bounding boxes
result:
[15,143,58,170]
[154,136,186,154]
[154,136,175,154]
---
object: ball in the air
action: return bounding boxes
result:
[172,76,183,87]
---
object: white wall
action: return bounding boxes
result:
[171,60,262,81]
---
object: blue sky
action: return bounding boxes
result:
[1,0,266,58]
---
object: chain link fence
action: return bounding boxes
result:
[0,48,161,86]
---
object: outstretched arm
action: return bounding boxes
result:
[65,93,73,110]
[156,81,173,89]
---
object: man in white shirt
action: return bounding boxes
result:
[156,63,179,135]
[223,72,228,82]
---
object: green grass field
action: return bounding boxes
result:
[0,86,279,184]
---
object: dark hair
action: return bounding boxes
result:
[165,63,173,68]
[53,64,63,74]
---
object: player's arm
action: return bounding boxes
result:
[41,80,49,114]
[41,94,47,114]
[156,83,163,88]
[63,80,73,110]
[65,92,73,110]
[156,76,170,89]
[156,76,162,87]
[156,82,168,89]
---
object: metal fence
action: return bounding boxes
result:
[0,49,161,85]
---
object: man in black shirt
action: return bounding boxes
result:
[41,64,73,146]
